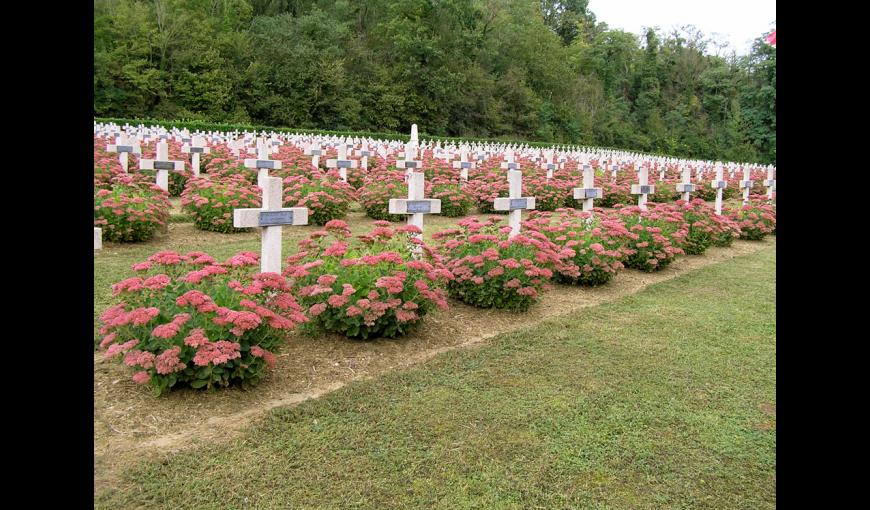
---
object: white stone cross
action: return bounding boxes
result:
[676,164,695,202]
[388,171,441,256]
[355,140,372,170]
[500,150,521,171]
[94,227,102,251]
[452,146,475,184]
[611,162,619,181]
[233,176,308,274]
[710,163,727,215]
[631,162,655,211]
[181,135,211,177]
[106,135,141,173]
[245,139,283,187]
[396,142,423,176]
[764,166,776,199]
[304,142,323,169]
[573,163,603,212]
[739,166,754,204]
[326,142,358,182]
[541,151,557,180]
[494,170,536,238]
[140,141,184,191]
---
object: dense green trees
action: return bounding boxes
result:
[94,0,776,163]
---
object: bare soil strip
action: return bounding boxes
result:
[94,237,775,491]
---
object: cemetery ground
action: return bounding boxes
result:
[94,197,775,505]
[95,242,775,508]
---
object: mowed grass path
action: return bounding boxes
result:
[96,245,776,509]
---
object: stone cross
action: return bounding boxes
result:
[355,140,372,170]
[710,163,727,215]
[500,150,521,171]
[181,135,210,177]
[304,142,323,169]
[233,176,309,274]
[451,146,475,184]
[326,142,358,182]
[573,163,603,212]
[676,164,695,202]
[396,142,423,175]
[739,165,754,204]
[611,162,619,181]
[541,151,557,180]
[140,140,184,191]
[94,227,102,251]
[631,162,655,211]
[245,139,283,187]
[494,170,536,238]
[764,166,776,199]
[106,135,141,173]
[388,171,441,256]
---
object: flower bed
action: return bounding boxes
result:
[282,175,354,225]
[727,201,776,240]
[284,220,451,339]
[181,176,261,233]
[98,250,307,395]
[358,172,408,222]
[526,209,630,286]
[94,184,171,243]
[430,183,474,217]
[432,217,567,311]
[614,204,688,272]
[676,199,739,254]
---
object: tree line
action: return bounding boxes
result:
[94,0,776,163]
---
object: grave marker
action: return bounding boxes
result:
[181,135,211,177]
[94,228,102,251]
[675,164,695,201]
[573,163,603,212]
[630,163,655,211]
[326,141,358,182]
[739,165,754,204]
[388,171,441,256]
[245,139,283,187]
[233,176,308,274]
[494,170,536,238]
[764,166,776,199]
[106,135,141,173]
[139,141,184,191]
[710,163,727,214]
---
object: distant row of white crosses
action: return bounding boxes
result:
[95,123,776,259]
[96,121,775,193]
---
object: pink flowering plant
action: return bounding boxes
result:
[284,220,451,339]
[94,184,170,242]
[359,173,408,221]
[726,201,776,240]
[431,183,474,217]
[432,217,568,311]
[181,176,261,233]
[615,204,689,272]
[282,175,354,225]
[676,199,741,253]
[98,250,308,395]
[525,209,630,286]
[598,179,633,208]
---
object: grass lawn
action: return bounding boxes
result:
[95,243,775,509]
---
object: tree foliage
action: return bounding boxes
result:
[94,0,776,163]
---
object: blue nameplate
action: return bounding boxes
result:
[407,201,431,213]
[337,160,353,168]
[713,181,726,189]
[403,161,418,168]
[510,198,528,210]
[256,160,276,169]
[259,211,294,226]
[359,151,371,157]
[742,180,754,188]
[638,185,651,194]
[461,162,472,169]
[507,163,518,170]
[116,145,134,152]
[154,161,176,170]
[546,164,556,170]
[189,147,205,153]
[584,189,600,199]
[309,149,322,156]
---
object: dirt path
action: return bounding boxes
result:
[94,237,775,492]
